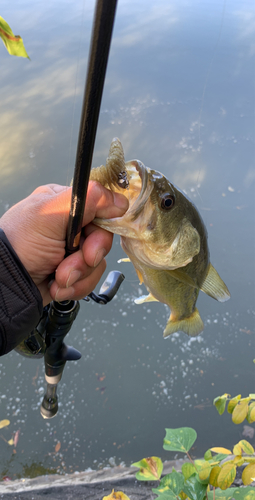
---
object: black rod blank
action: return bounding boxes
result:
[66,0,118,254]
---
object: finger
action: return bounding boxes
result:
[50,259,106,302]
[54,249,91,288]
[82,225,114,268]
[31,184,69,196]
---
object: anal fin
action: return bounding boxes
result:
[134,293,159,305]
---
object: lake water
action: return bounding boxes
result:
[0,0,254,479]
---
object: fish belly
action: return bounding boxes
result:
[125,249,204,338]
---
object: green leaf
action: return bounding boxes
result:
[233,487,255,500]
[217,463,236,490]
[208,488,255,500]
[131,456,163,481]
[163,427,197,453]
[152,469,185,497]
[242,464,255,486]
[152,493,178,500]
[207,488,240,500]
[213,394,230,415]
[232,400,249,424]
[228,395,241,414]
[212,453,231,463]
[0,16,29,58]
[204,449,212,461]
[182,462,196,480]
[182,473,207,500]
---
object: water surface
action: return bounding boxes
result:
[0,0,254,479]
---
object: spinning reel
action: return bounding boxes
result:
[16,271,124,419]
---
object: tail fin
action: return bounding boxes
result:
[163,308,204,338]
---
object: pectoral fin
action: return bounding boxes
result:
[167,220,200,269]
[201,263,230,302]
[134,293,159,305]
[163,308,204,338]
[117,258,131,263]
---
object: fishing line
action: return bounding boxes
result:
[65,0,86,189]
[195,0,227,204]
[197,0,227,144]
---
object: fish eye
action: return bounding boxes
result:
[160,193,175,210]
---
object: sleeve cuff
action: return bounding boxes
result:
[0,229,43,355]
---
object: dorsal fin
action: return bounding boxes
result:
[201,263,230,302]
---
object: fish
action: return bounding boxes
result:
[90,138,230,338]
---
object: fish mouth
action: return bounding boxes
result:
[123,160,154,221]
[92,157,155,239]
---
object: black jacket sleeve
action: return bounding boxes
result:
[0,229,43,356]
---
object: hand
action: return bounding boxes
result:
[0,182,128,306]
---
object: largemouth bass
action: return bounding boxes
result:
[90,138,230,338]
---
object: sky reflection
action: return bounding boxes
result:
[0,0,254,479]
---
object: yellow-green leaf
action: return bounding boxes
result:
[217,463,236,490]
[238,440,254,455]
[213,394,230,415]
[232,400,249,424]
[182,462,196,480]
[194,459,206,470]
[242,464,255,486]
[233,440,254,455]
[0,16,29,58]
[210,447,232,455]
[179,491,188,500]
[102,490,130,500]
[233,443,243,455]
[228,395,241,414]
[198,462,211,482]
[131,457,163,481]
[0,419,10,429]
[204,449,213,461]
[233,456,245,466]
[209,465,221,487]
[247,402,255,424]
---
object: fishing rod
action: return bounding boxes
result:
[15,0,125,418]
[40,0,125,419]
[66,0,118,254]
